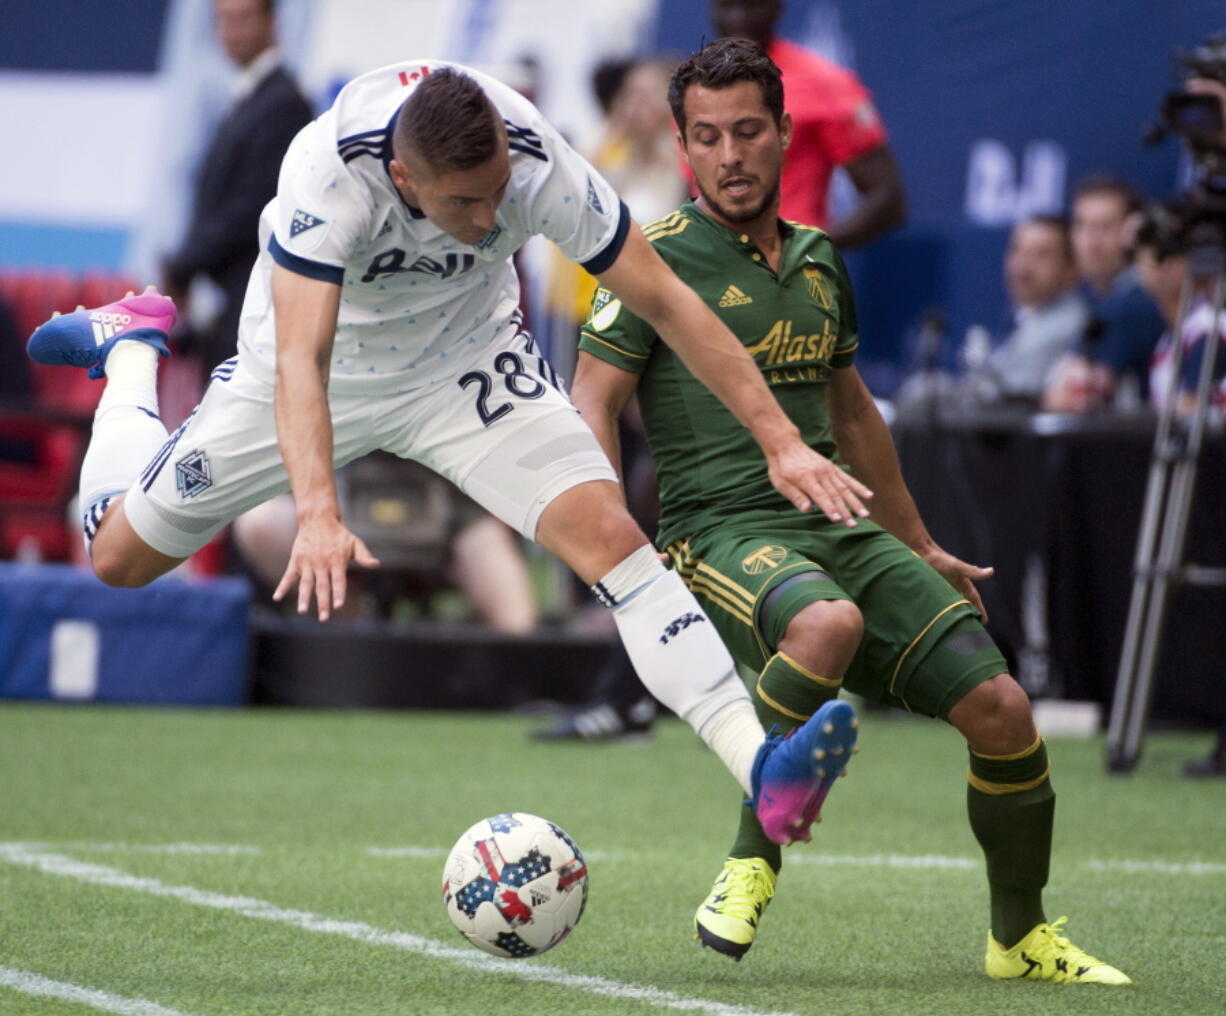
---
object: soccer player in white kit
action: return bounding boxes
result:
[29,61,868,848]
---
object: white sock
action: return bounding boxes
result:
[594,545,764,793]
[80,341,167,516]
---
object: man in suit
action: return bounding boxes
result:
[163,0,313,378]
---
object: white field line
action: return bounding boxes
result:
[13,842,1225,875]
[367,847,1226,874]
[367,845,619,862]
[0,844,796,1016]
[0,965,201,1016]
[1085,859,1226,875]
[55,842,260,856]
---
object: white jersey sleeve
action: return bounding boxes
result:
[267,119,372,285]
[516,116,629,274]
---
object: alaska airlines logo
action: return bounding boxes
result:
[741,545,788,574]
[361,248,477,283]
[744,320,839,386]
[746,320,838,367]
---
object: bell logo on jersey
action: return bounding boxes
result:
[290,209,325,238]
[360,248,477,283]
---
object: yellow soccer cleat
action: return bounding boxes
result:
[985,917,1131,984]
[693,857,776,961]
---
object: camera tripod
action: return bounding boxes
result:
[1106,245,1226,773]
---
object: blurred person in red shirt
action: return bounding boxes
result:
[710,0,905,246]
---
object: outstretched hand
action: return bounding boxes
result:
[767,441,873,526]
[920,546,994,622]
[272,515,380,621]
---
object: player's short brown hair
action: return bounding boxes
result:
[393,68,504,173]
[667,37,784,134]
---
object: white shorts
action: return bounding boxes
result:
[123,326,617,558]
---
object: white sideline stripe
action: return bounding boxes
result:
[790,853,978,870]
[366,847,1226,875]
[0,845,795,1016]
[55,842,260,856]
[367,846,618,862]
[1086,859,1226,875]
[0,965,200,1016]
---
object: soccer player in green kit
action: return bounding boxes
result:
[572,37,1129,984]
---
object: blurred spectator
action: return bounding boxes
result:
[162,0,313,380]
[1136,201,1226,416]
[548,58,688,331]
[0,293,32,404]
[983,215,1088,404]
[232,457,538,633]
[710,0,905,246]
[1043,175,1166,412]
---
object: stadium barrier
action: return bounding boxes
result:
[0,562,251,705]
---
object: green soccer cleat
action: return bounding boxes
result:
[693,857,776,961]
[985,917,1131,984]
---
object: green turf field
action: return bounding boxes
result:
[0,702,1223,1015]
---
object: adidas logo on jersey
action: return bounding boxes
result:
[719,285,753,308]
[89,311,132,346]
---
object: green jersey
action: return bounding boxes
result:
[578,200,859,547]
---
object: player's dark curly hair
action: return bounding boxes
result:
[394,68,504,173]
[667,37,784,134]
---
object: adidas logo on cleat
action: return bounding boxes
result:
[718,285,753,308]
[88,312,132,346]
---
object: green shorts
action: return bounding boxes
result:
[665,514,1005,720]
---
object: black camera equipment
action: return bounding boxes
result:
[1107,37,1226,775]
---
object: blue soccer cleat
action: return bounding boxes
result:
[752,699,858,845]
[27,286,176,379]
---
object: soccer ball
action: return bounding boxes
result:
[441,812,589,959]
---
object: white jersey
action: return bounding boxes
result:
[237,59,628,395]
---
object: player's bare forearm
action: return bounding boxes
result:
[268,264,381,620]
[827,366,993,616]
[827,366,931,551]
[572,351,635,489]
[271,265,342,523]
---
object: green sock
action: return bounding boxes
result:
[730,652,843,872]
[966,736,1055,947]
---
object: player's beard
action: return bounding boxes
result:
[695,177,781,225]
